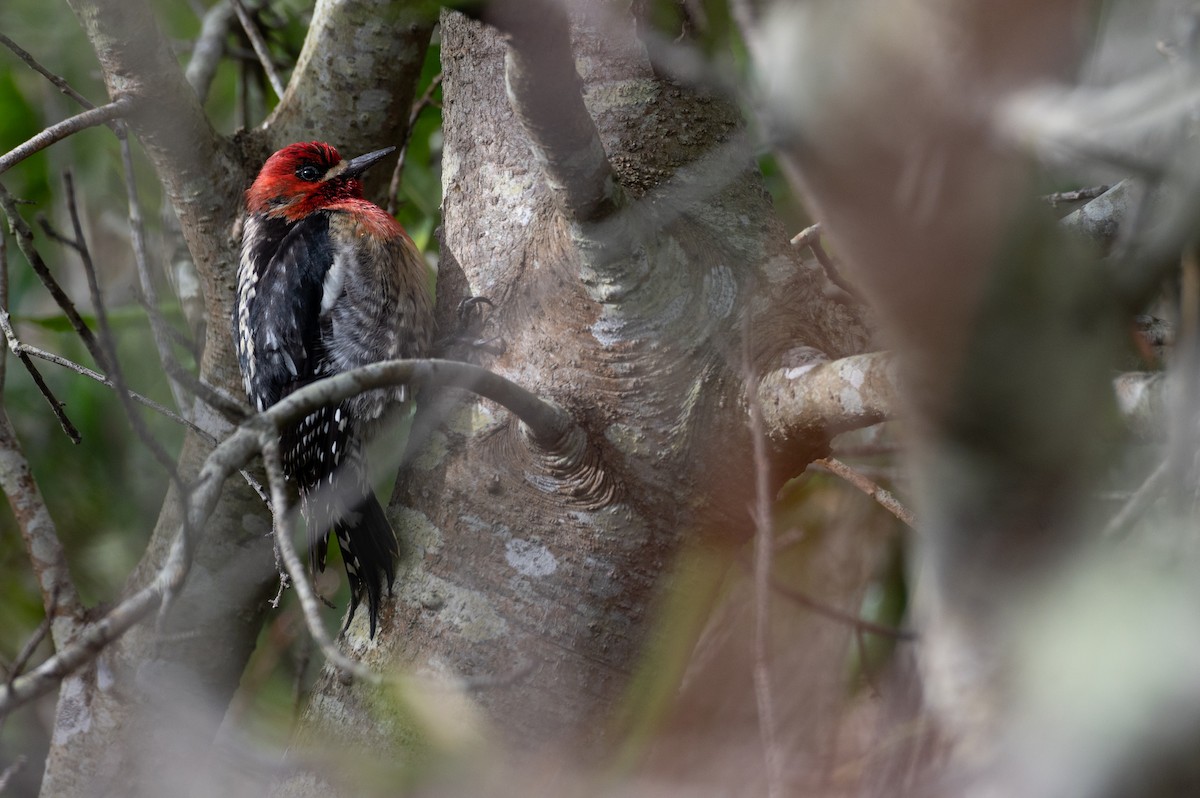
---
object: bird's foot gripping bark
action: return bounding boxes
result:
[437,295,506,355]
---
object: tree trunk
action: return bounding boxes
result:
[276,7,871,791]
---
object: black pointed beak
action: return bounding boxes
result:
[343,146,396,178]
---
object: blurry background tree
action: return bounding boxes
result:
[0,1,1197,797]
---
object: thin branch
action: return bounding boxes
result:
[186,0,235,104]
[0,403,264,718]
[260,358,575,449]
[59,172,182,479]
[0,312,80,442]
[790,222,862,303]
[747,361,784,798]
[1103,458,1169,538]
[0,100,129,178]
[387,73,442,217]
[0,756,25,793]
[1042,185,1111,207]
[0,407,83,640]
[4,591,55,685]
[259,434,377,683]
[0,227,79,440]
[17,337,196,438]
[118,133,193,413]
[15,339,266,522]
[0,183,104,365]
[767,572,916,641]
[0,566,176,717]
[0,33,96,109]
[811,456,917,529]
[230,0,286,99]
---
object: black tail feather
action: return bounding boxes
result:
[332,492,398,637]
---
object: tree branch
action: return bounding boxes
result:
[810,456,917,528]
[0,408,83,642]
[117,134,193,414]
[0,183,105,366]
[259,434,377,683]
[0,355,572,717]
[761,352,1169,446]
[0,409,263,718]
[489,0,622,224]
[66,0,240,275]
[230,0,286,99]
[0,307,81,442]
[0,32,96,109]
[265,0,434,161]
[757,351,900,445]
[0,100,129,177]
[185,0,235,104]
[257,358,574,449]
[58,172,182,480]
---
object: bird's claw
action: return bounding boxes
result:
[439,295,504,356]
[457,295,494,322]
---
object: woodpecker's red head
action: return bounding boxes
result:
[245,141,396,221]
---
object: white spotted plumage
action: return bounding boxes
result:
[233,141,433,637]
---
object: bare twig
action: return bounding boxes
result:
[744,315,783,798]
[0,570,175,717]
[59,172,182,480]
[789,222,823,250]
[0,354,569,716]
[118,133,194,413]
[17,341,198,438]
[0,33,96,109]
[0,100,129,178]
[15,337,267,507]
[186,0,235,103]
[1103,459,1169,538]
[811,456,917,529]
[0,402,264,717]
[387,73,442,216]
[259,434,377,683]
[4,591,55,686]
[5,336,261,512]
[766,572,915,641]
[258,358,574,449]
[0,183,104,365]
[790,222,862,303]
[1042,185,1111,207]
[0,407,84,641]
[230,0,286,98]
[0,755,25,793]
[0,312,80,442]
[0,230,80,440]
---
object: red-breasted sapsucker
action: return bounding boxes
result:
[235,141,433,637]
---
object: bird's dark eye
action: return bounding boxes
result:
[295,165,322,182]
